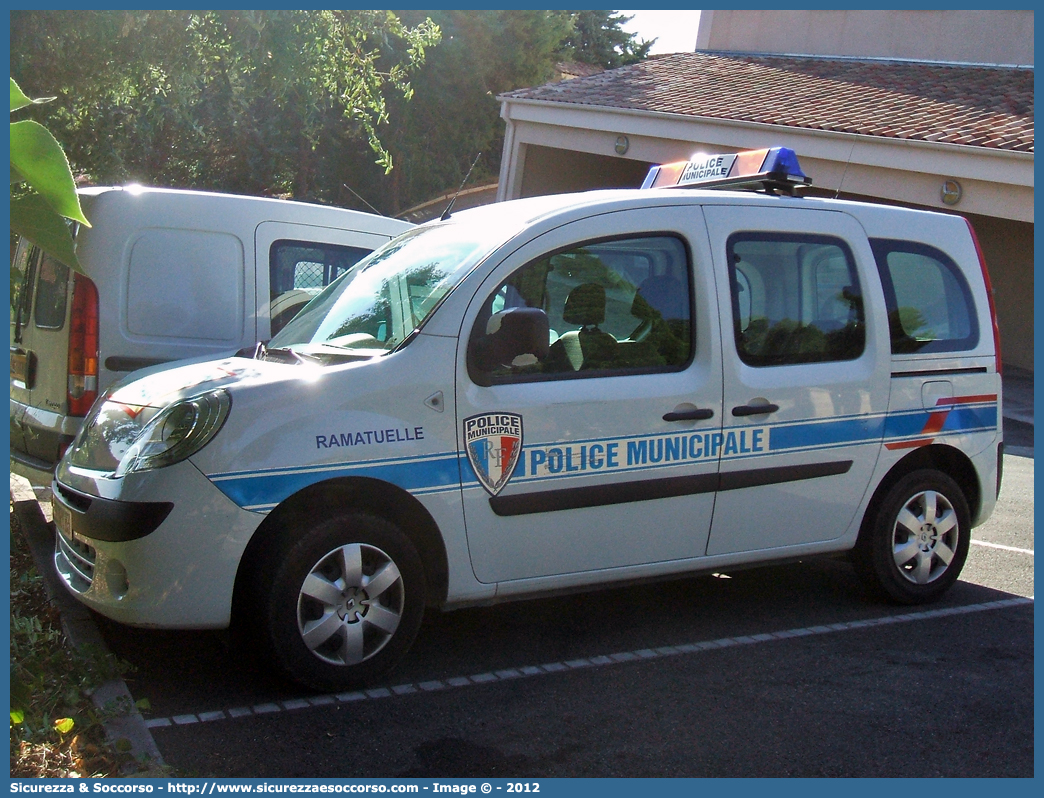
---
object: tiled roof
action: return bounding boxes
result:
[503,51,1034,153]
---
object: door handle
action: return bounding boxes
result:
[10,347,36,389]
[732,403,779,417]
[663,408,714,422]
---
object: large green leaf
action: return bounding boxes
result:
[10,119,90,226]
[10,192,83,272]
[10,78,53,113]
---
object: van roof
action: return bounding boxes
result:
[443,185,963,235]
[76,184,398,216]
[74,185,412,235]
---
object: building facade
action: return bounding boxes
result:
[497,10,1034,369]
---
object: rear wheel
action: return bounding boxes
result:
[854,470,970,604]
[249,512,426,690]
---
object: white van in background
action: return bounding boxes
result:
[10,185,412,484]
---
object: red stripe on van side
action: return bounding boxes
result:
[886,438,934,451]
[935,394,997,406]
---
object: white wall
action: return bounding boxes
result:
[696,10,1033,66]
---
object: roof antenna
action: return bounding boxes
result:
[342,182,383,216]
[440,152,482,221]
[834,143,856,200]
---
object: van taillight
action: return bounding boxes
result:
[68,274,99,416]
[965,218,1001,374]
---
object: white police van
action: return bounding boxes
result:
[52,148,1003,690]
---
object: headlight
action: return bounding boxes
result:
[115,390,231,477]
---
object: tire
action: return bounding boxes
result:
[250,512,426,691]
[854,470,971,604]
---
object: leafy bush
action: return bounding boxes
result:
[10,78,90,272]
[9,509,124,777]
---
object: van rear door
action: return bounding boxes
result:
[9,241,78,468]
[10,237,36,456]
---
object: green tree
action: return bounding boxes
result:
[370,9,654,214]
[563,10,654,68]
[10,11,440,200]
[10,10,649,219]
[375,10,573,214]
[10,78,90,272]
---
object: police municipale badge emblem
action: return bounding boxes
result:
[463,413,523,496]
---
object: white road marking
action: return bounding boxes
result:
[143,596,1034,730]
[971,539,1034,555]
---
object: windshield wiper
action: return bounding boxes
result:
[253,341,320,365]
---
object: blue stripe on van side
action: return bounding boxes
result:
[940,404,998,433]
[211,454,461,509]
[208,403,997,511]
[767,415,886,451]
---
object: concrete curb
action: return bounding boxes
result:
[10,475,166,774]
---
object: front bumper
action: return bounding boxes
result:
[52,480,173,542]
[52,459,266,628]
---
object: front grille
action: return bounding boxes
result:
[56,482,92,513]
[55,532,95,593]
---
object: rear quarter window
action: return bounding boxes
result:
[10,240,36,335]
[33,253,70,330]
[870,239,978,354]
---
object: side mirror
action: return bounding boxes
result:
[469,307,550,375]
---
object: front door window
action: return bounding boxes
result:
[468,235,693,384]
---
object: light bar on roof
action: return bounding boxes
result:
[641,147,811,194]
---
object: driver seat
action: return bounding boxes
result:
[549,283,617,371]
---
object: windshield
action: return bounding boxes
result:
[269,222,513,356]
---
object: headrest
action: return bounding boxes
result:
[631,276,686,321]
[563,283,606,326]
[473,306,550,371]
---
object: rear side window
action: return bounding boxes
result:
[870,239,978,354]
[728,233,864,367]
[33,253,70,330]
[269,241,370,335]
[10,241,37,338]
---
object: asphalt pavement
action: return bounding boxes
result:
[148,598,1032,778]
